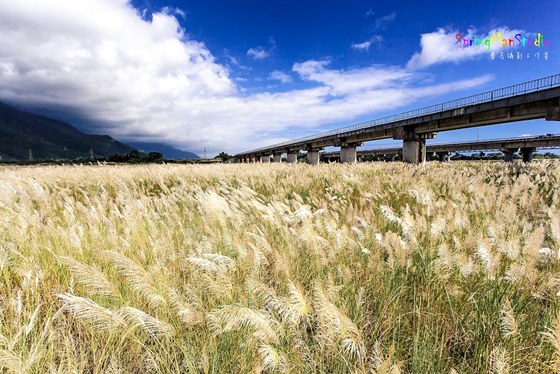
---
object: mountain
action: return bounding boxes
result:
[0,102,135,161]
[126,142,200,159]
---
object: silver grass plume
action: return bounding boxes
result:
[57,293,126,332]
[254,281,312,326]
[104,251,165,309]
[119,306,175,338]
[312,284,366,364]
[166,288,203,326]
[490,347,510,374]
[207,305,279,344]
[58,256,119,299]
[500,299,519,338]
[258,344,287,372]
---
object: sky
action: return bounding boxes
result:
[0,0,559,156]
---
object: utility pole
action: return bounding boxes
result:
[204,147,207,160]
[90,147,94,160]
[28,149,33,162]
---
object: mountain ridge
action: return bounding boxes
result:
[0,102,199,162]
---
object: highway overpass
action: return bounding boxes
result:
[235,74,560,164]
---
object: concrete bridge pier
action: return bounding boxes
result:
[307,151,320,165]
[403,138,427,164]
[394,129,435,164]
[521,147,536,163]
[340,144,359,163]
[305,144,323,165]
[272,153,282,163]
[261,155,271,163]
[501,148,518,163]
[286,152,298,163]
[437,151,450,162]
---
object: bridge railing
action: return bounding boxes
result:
[239,74,560,155]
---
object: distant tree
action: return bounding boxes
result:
[146,152,164,161]
[215,152,232,161]
[548,152,559,159]
[128,150,142,160]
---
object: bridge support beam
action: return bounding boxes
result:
[547,106,560,121]
[502,148,518,163]
[403,139,427,164]
[307,151,320,165]
[272,154,282,163]
[287,152,298,163]
[261,155,270,163]
[521,147,536,163]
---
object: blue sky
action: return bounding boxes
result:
[0,0,559,154]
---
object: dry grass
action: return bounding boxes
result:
[1,161,560,373]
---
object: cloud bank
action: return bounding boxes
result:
[0,1,493,155]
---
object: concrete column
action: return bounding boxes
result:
[307,151,320,165]
[287,153,298,163]
[402,139,426,164]
[272,154,282,163]
[501,148,517,163]
[437,151,450,162]
[340,145,357,163]
[261,155,270,163]
[521,147,536,163]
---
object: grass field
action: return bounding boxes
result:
[1,161,560,373]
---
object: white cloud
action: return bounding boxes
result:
[351,35,383,51]
[352,41,372,51]
[292,60,415,95]
[268,70,292,84]
[375,12,396,30]
[407,27,525,69]
[0,0,494,155]
[247,47,269,60]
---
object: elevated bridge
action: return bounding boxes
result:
[235,74,560,164]
[321,134,560,163]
